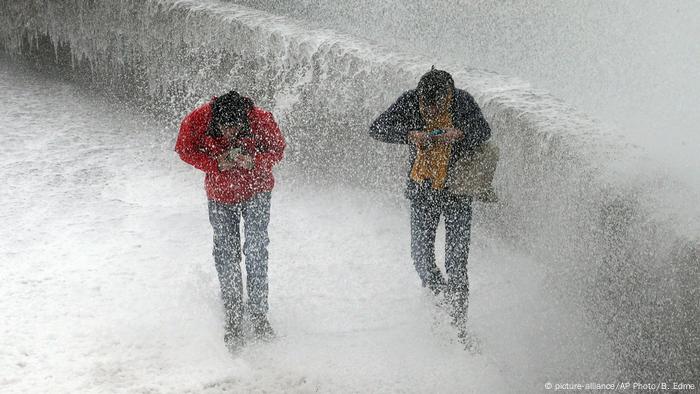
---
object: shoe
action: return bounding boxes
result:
[251,314,276,341]
[224,323,245,352]
[457,328,481,354]
[428,281,446,296]
[445,289,468,324]
[425,269,446,296]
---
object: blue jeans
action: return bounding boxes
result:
[208,193,271,328]
[410,189,472,324]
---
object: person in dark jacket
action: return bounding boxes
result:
[175,90,286,350]
[369,68,491,343]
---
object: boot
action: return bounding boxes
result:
[425,267,447,296]
[224,316,245,352]
[457,326,480,354]
[251,313,276,341]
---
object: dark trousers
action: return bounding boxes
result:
[410,190,472,325]
[208,192,271,328]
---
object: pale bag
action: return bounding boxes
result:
[446,141,499,202]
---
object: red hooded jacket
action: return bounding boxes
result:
[175,100,285,204]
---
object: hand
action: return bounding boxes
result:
[216,153,237,171]
[432,127,463,144]
[408,130,430,147]
[233,154,254,169]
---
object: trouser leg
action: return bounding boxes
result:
[241,192,271,317]
[208,200,244,329]
[443,195,472,326]
[410,196,445,293]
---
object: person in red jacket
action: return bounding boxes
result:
[175,90,285,350]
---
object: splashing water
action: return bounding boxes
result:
[1,0,698,390]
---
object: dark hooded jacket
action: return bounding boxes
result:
[369,88,491,199]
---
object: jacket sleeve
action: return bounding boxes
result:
[460,93,491,149]
[175,110,220,174]
[369,92,413,144]
[254,112,285,171]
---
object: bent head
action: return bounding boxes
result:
[417,68,454,117]
[211,90,253,139]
